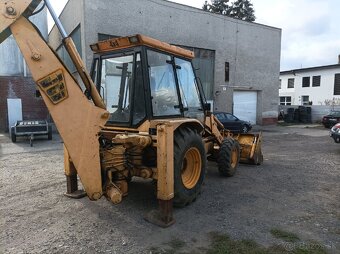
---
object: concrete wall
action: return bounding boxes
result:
[49,0,281,125]
[280,66,340,106]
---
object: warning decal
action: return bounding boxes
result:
[37,69,68,104]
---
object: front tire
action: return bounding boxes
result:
[217,138,240,177]
[173,128,206,207]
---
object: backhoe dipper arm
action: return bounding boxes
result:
[0,0,109,200]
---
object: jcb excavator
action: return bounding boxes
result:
[1,0,263,227]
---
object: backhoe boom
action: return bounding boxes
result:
[0,0,109,199]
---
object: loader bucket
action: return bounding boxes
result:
[235,132,263,165]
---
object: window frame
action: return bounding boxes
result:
[312,75,321,87]
[100,53,135,124]
[146,49,182,118]
[279,96,292,105]
[302,76,310,88]
[301,95,309,105]
[334,73,340,95]
[287,78,295,88]
[279,79,282,89]
[174,57,203,112]
[93,47,149,128]
[225,62,230,82]
[145,47,206,119]
[175,45,215,100]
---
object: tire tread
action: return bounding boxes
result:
[217,138,240,177]
[173,127,206,207]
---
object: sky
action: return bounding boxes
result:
[47,0,340,71]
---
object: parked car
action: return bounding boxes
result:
[214,112,252,133]
[322,110,340,128]
[330,123,340,143]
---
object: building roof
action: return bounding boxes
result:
[280,64,340,75]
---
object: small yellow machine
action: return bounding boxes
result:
[0,0,262,227]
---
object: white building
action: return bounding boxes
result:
[280,64,340,106]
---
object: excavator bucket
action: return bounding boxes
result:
[235,132,263,165]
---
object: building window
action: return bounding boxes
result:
[302,76,310,87]
[334,73,340,95]
[225,62,230,82]
[301,95,309,105]
[312,75,321,87]
[287,78,294,88]
[56,25,82,73]
[279,79,281,89]
[280,96,291,105]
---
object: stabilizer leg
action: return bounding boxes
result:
[144,124,175,227]
[64,145,86,199]
[144,199,175,228]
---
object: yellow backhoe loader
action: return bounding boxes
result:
[0,0,263,227]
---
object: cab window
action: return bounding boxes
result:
[175,57,202,111]
[147,50,181,117]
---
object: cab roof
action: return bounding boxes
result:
[90,34,194,59]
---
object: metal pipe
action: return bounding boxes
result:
[44,0,67,38]
[44,0,106,109]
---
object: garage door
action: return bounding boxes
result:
[233,91,257,124]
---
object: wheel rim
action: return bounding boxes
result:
[230,147,238,168]
[242,126,248,133]
[181,147,202,189]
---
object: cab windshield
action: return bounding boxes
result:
[147,50,202,117]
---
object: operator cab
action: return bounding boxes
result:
[90,34,207,127]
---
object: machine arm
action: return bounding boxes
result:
[0,0,109,200]
[44,0,106,109]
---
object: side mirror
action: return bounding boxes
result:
[203,103,211,111]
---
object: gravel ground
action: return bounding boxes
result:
[0,125,339,254]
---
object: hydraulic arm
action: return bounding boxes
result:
[0,0,109,199]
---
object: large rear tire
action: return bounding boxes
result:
[217,138,240,177]
[173,128,206,207]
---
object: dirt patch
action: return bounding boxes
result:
[0,126,339,253]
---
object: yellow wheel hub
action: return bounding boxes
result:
[181,147,201,189]
[231,147,238,168]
